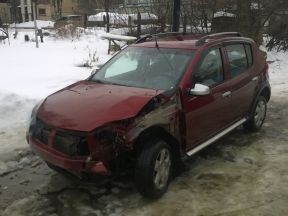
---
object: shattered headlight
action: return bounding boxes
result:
[26,99,44,142]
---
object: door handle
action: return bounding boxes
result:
[222,91,231,97]
[252,76,259,82]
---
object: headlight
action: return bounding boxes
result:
[28,99,44,129]
[32,99,45,117]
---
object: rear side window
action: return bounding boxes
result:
[244,44,253,66]
[226,44,248,77]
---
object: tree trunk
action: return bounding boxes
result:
[237,0,251,37]
[172,0,181,32]
[105,0,110,33]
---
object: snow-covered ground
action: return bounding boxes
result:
[0,30,287,156]
[9,20,55,29]
[267,50,288,97]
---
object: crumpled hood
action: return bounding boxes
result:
[37,81,162,132]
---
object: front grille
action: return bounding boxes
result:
[53,132,89,156]
[31,119,89,156]
[32,119,50,145]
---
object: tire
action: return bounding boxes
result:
[135,139,172,198]
[243,96,267,132]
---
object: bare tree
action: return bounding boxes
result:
[263,0,288,50]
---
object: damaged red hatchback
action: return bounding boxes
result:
[27,32,271,198]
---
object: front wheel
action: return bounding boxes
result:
[244,96,267,132]
[135,139,172,198]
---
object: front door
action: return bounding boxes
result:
[182,47,232,150]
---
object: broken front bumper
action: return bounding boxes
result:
[28,136,111,176]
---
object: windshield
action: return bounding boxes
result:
[90,47,194,90]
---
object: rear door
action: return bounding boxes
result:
[183,47,232,150]
[224,43,256,120]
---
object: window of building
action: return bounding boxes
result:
[38,8,46,16]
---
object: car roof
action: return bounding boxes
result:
[131,32,255,50]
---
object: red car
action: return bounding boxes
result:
[27,32,270,198]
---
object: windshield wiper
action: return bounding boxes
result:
[90,79,109,84]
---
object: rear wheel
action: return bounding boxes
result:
[244,96,267,132]
[135,139,172,198]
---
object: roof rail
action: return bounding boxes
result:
[196,32,242,46]
[135,32,186,44]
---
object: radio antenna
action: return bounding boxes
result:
[155,35,159,48]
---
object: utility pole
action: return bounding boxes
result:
[27,0,32,21]
[172,0,181,32]
[32,0,39,48]
[20,0,25,22]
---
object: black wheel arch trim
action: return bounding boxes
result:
[248,80,270,119]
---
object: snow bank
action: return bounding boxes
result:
[0,90,37,130]
[267,50,288,96]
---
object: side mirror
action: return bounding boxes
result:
[190,84,210,96]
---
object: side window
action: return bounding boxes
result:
[193,49,224,87]
[226,44,248,77]
[244,44,253,67]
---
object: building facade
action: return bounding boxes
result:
[35,0,101,20]
[0,0,11,24]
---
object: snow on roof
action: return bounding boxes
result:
[88,12,158,23]
[9,20,55,28]
[100,32,136,41]
[213,11,236,18]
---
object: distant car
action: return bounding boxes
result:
[27,32,271,198]
[54,15,83,29]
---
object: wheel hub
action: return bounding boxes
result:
[254,100,266,127]
[153,148,171,190]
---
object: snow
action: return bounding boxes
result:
[9,20,55,29]
[213,11,236,18]
[88,12,158,25]
[0,28,8,37]
[101,32,136,41]
[267,50,288,96]
[250,2,263,10]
